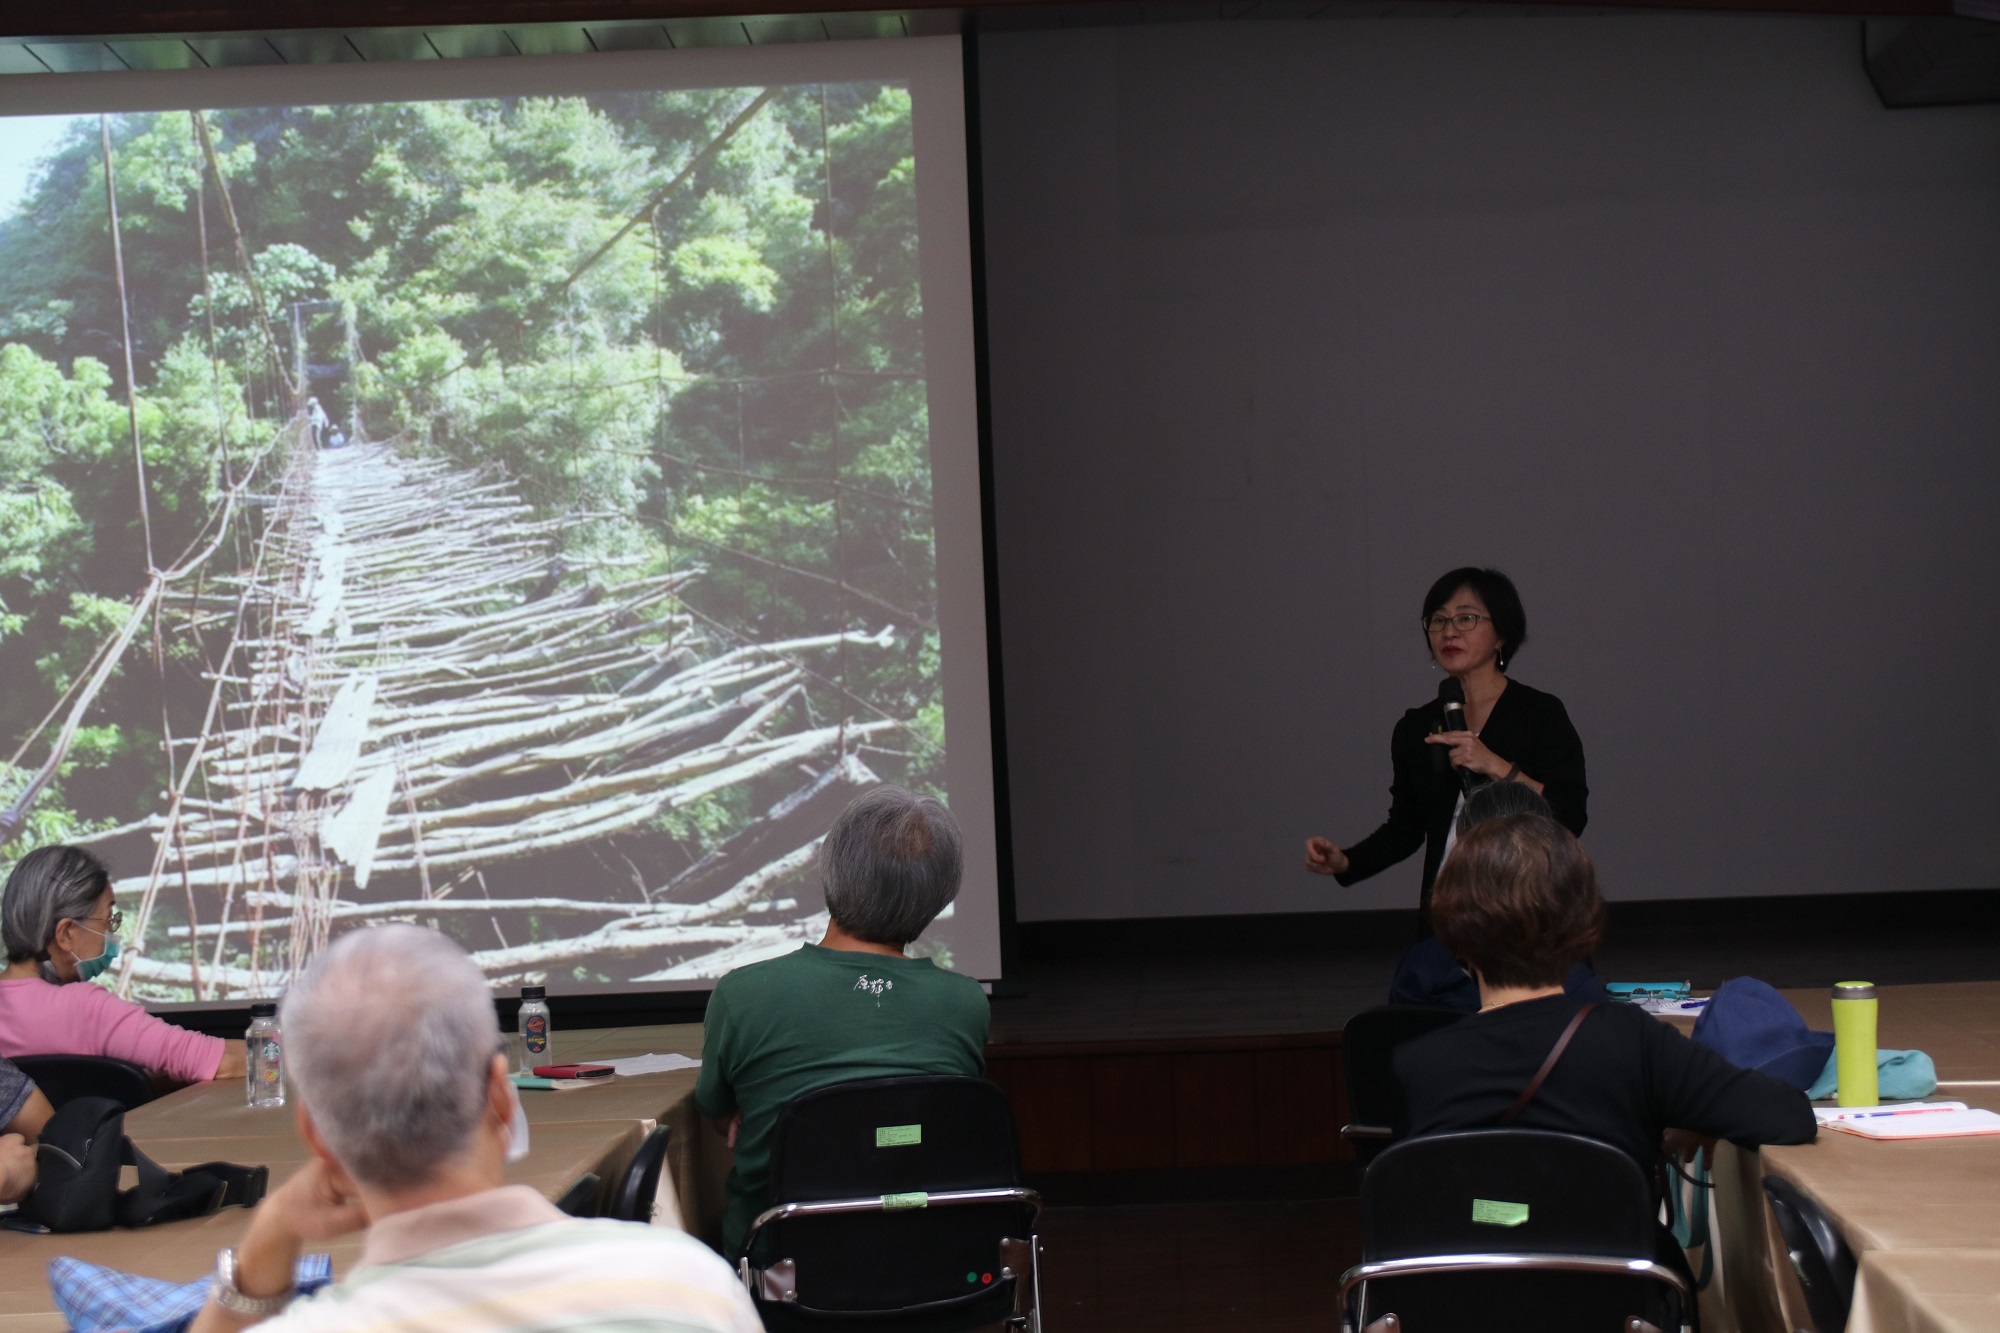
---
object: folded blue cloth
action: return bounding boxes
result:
[1807,1048,1939,1102]
[50,1253,332,1333]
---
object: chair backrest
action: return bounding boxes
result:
[1355,1129,1679,1332]
[609,1125,672,1223]
[1341,1005,1464,1159]
[1763,1175,1856,1333]
[553,1172,601,1219]
[755,1075,1036,1331]
[10,1055,155,1112]
[1364,1128,1658,1260]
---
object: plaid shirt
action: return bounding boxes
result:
[49,1253,333,1333]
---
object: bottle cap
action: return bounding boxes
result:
[521,985,546,1000]
[1832,981,1877,1000]
[249,1002,277,1018]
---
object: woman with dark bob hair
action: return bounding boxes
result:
[1306,566,1588,924]
[1393,814,1814,1209]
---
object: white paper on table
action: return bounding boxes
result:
[1816,1102,2000,1139]
[1815,1101,1966,1123]
[608,1053,703,1076]
[1636,997,1709,1018]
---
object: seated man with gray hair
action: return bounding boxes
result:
[191,925,760,1333]
[696,785,989,1258]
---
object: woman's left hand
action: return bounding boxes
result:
[1423,731,1509,779]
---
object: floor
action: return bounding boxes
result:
[1035,1199,1364,1331]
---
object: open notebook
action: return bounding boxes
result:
[1814,1102,2000,1140]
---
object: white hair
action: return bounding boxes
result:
[283,925,499,1189]
[819,785,963,945]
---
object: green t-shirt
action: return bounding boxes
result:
[695,943,990,1256]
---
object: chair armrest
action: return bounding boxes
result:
[1337,1252,1693,1333]
[737,1185,1043,1260]
[1340,1124,1394,1140]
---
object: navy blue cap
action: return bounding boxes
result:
[1690,976,1836,1091]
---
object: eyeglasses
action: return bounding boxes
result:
[1424,612,1491,636]
[74,909,123,934]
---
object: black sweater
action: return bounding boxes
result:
[1335,678,1587,914]
[1394,996,1818,1180]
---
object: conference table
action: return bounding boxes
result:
[1708,982,2000,1333]
[0,1023,727,1333]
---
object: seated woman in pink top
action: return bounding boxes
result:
[0,845,242,1085]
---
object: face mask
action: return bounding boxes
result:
[73,927,120,983]
[505,1084,531,1165]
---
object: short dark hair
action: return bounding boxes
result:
[1431,814,1603,989]
[1422,567,1528,669]
[1454,779,1553,837]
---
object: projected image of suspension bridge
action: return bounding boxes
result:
[0,85,944,1000]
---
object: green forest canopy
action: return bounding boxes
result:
[0,85,942,848]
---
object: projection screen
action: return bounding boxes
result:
[0,37,999,1002]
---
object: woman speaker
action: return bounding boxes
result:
[1303,566,1588,925]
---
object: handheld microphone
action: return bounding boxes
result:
[1432,677,1466,774]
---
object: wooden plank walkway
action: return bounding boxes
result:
[94,437,898,1000]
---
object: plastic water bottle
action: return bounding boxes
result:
[246,1003,285,1108]
[518,985,552,1067]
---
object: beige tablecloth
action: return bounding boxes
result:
[1709,982,2000,1333]
[1851,1251,2000,1333]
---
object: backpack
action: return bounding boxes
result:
[12,1096,267,1234]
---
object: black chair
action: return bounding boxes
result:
[738,1075,1042,1333]
[10,1055,155,1111]
[554,1172,602,1218]
[1340,1129,1692,1333]
[1340,1005,1464,1165]
[608,1125,672,1223]
[1763,1176,1856,1333]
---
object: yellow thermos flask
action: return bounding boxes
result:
[1831,981,1879,1108]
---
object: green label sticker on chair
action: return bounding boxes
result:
[1471,1198,1531,1227]
[876,1124,922,1147]
[882,1191,929,1211]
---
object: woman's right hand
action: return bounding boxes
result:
[1304,837,1349,877]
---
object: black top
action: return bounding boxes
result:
[1335,678,1588,914]
[1395,995,1817,1182]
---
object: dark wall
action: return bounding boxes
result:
[976,16,2000,921]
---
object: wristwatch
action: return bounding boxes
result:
[213,1246,294,1317]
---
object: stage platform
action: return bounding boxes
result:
[983,889,2000,1200]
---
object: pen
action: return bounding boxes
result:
[1823,1106,1959,1120]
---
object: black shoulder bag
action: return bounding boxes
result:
[8,1096,267,1234]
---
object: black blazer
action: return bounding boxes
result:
[1335,678,1587,916]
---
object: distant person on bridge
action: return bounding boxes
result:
[326,426,347,450]
[306,396,330,447]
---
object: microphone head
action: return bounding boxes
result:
[1437,677,1465,705]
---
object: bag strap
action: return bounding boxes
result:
[1499,1003,1596,1125]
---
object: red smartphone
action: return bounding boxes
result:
[532,1063,615,1079]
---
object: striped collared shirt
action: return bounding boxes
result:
[258,1185,761,1333]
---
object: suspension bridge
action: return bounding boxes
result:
[16,421,899,1002]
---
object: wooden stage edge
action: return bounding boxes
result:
[983,1028,1353,1189]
